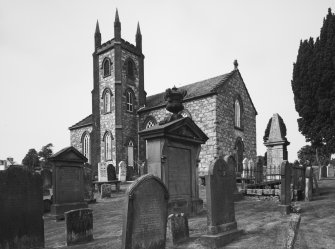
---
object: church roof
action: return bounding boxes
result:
[141,71,235,111]
[69,114,93,130]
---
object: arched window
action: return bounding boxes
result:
[103,58,111,77]
[104,132,112,161]
[82,132,90,163]
[127,60,134,79]
[127,140,134,167]
[126,91,134,112]
[235,99,241,128]
[102,89,112,113]
[144,116,157,129]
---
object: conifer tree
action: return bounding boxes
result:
[292,8,335,161]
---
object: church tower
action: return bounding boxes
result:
[91,10,145,173]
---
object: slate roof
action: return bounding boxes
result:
[69,114,93,130]
[142,71,235,111]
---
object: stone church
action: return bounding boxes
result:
[69,10,257,177]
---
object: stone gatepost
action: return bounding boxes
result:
[139,86,208,216]
[279,161,291,215]
[305,167,313,201]
[264,114,290,177]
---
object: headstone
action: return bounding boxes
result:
[255,156,263,184]
[225,155,243,201]
[0,166,44,248]
[41,168,52,189]
[65,208,93,246]
[50,147,88,220]
[305,167,313,201]
[248,159,254,179]
[200,158,241,248]
[279,161,291,215]
[242,158,248,179]
[118,161,127,182]
[168,213,189,245]
[321,165,327,178]
[83,166,94,202]
[98,162,108,182]
[107,164,117,181]
[327,164,334,178]
[101,184,112,198]
[122,174,169,249]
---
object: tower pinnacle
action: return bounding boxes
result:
[136,22,142,52]
[114,9,121,40]
[94,20,101,49]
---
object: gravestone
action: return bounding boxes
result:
[255,156,263,184]
[0,166,44,248]
[101,183,112,198]
[279,161,291,215]
[65,208,93,246]
[264,113,290,178]
[168,213,189,245]
[305,167,313,201]
[107,164,116,181]
[50,146,88,220]
[83,165,94,202]
[118,161,127,182]
[200,158,241,248]
[327,164,334,177]
[225,155,243,201]
[41,168,52,189]
[321,165,327,178]
[122,174,169,249]
[98,162,108,182]
[241,158,248,179]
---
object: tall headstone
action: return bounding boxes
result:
[98,162,108,182]
[83,165,94,202]
[327,164,334,178]
[225,155,243,201]
[305,167,313,201]
[0,166,44,248]
[50,146,88,220]
[41,168,52,189]
[65,208,93,246]
[279,161,291,215]
[168,213,189,245]
[139,86,208,216]
[118,161,127,182]
[264,113,290,177]
[242,158,248,179]
[107,164,117,180]
[248,159,254,179]
[121,174,169,249]
[255,156,264,183]
[200,158,241,248]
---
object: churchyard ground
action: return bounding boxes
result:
[44,178,335,249]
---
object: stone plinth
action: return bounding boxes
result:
[139,117,208,216]
[50,147,88,220]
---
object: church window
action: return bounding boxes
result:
[82,132,90,163]
[127,60,134,79]
[235,99,242,128]
[127,140,134,167]
[104,132,112,161]
[103,58,111,77]
[144,117,157,129]
[103,89,112,113]
[126,91,134,112]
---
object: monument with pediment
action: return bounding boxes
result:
[139,86,208,216]
[49,146,88,220]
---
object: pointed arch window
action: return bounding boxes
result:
[82,132,90,163]
[102,89,112,113]
[127,60,134,79]
[126,91,134,112]
[102,58,112,77]
[104,132,112,161]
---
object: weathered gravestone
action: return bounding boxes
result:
[50,146,88,220]
[279,161,291,215]
[41,168,52,189]
[305,167,313,201]
[168,213,189,245]
[200,158,241,248]
[107,164,116,181]
[101,183,112,198]
[321,165,327,178]
[98,162,108,182]
[118,161,127,182]
[0,166,44,248]
[83,165,95,203]
[226,155,243,201]
[122,174,169,249]
[255,156,264,184]
[327,164,334,178]
[65,208,93,246]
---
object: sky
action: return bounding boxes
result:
[0,0,334,163]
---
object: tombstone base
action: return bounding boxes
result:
[279,204,291,215]
[200,229,242,248]
[51,202,88,220]
[168,198,203,216]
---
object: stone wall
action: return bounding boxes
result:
[70,126,93,155]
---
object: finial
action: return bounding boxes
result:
[136,22,141,35]
[115,8,120,23]
[95,20,100,34]
[234,60,238,70]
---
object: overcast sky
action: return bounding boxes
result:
[0,0,333,163]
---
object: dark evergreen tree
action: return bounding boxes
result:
[38,143,53,169]
[298,145,331,166]
[292,8,335,160]
[22,149,40,172]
